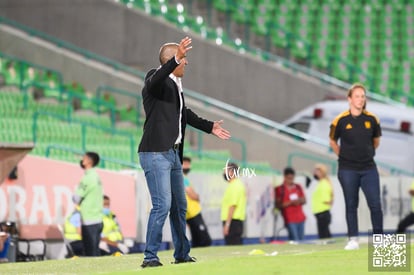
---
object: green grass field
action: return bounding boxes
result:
[1,237,412,275]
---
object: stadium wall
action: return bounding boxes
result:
[0,24,141,107]
[0,0,345,122]
[1,156,412,259]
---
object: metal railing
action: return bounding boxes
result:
[44,144,140,170]
[287,151,337,174]
[0,51,63,90]
[96,85,141,126]
[32,111,136,163]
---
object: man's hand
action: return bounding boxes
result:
[212,120,231,140]
[223,225,230,236]
[176,36,192,62]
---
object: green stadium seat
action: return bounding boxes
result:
[213,0,232,13]
[293,4,315,43]
[250,10,271,36]
[290,39,311,60]
[320,0,340,11]
[311,40,330,69]
[270,28,288,49]
[115,0,414,107]
[231,2,253,25]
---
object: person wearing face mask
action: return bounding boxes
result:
[311,164,334,240]
[182,157,212,248]
[99,195,129,255]
[221,162,247,245]
[72,152,103,256]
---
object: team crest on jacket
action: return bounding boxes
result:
[365,121,371,129]
[346,123,353,129]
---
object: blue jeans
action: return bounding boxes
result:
[338,167,383,237]
[139,149,190,262]
[0,236,10,258]
[286,222,304,241]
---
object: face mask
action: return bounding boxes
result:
[183,168,190,175]
[79,160,85,169]
[313,174,319,180]
[103,208,110,215]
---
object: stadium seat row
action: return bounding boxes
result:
[123,0,414,106]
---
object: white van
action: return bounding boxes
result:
[282,100,414,174]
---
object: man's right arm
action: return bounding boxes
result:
[73,177,90,204]
[145,57,179,96]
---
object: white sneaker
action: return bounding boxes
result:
[344,239,359,250]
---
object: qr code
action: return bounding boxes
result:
[372,234,407,268]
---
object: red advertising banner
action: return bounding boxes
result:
[0,156,137,239]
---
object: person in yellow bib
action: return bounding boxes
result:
[99,195,129,255]
[63,205,84,256]
[396,181,414,233]
[311,164,334,239]
[183,157,212,247]
[221,162,247,245]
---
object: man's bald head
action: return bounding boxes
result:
[159,43,179,65]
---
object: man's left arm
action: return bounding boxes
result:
[186,107,214,133]
[186,107,231,140]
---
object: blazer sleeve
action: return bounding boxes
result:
[145,57,179,97]
[186,107,214,134]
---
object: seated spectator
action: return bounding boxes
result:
[99,195,129,255]
[22,65,39,87]
[0,231,10,263]
[35,70,61,99]
[118,104,138,125]
[4,61,21,86]
[63,205,84,256]
[99,92,117,113]
[64,81,86,109]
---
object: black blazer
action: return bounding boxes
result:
[138,57,214,162]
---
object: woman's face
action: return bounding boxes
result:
[348,87,366,111]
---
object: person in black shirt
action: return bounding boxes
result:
[329,83,383,250]
[138,37,231,268]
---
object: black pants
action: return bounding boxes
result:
[81,223,103,256]
[69,240,84,256]
[187,213,212,247]
[315,211,331,239]
[397,212,414,233]
[223,220,243,245]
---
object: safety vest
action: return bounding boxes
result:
[102,212,123,242]
[64,211,81,241]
